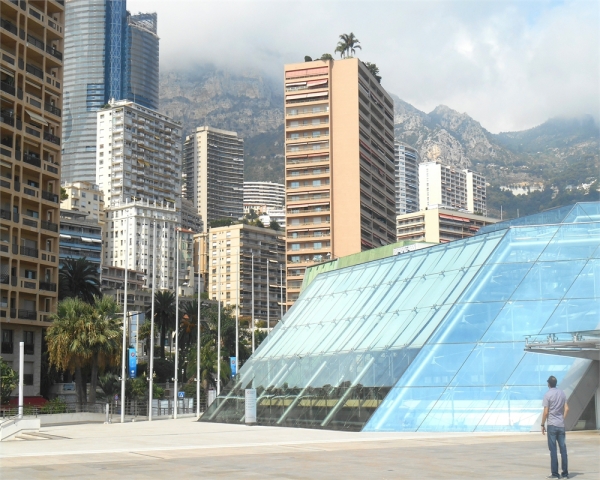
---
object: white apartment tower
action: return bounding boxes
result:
[395,143,419,215]
[419,162,486,214]
[183,126,244,230]
[243,181,285,213]
[96,100,182,210]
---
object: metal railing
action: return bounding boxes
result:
[44,103,61,117]
[39,281,57,292]
[0,18,18,35]
[41,220,58,232]
[41,190,59,203]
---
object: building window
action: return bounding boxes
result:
[291,244,300,251]
[314,242,322,249]
[24,331,34,355]
[1,329,13,354]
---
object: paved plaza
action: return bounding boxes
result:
[1,419,598,478]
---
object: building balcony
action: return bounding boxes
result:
[41,190,59,203]
[39,281,57,292]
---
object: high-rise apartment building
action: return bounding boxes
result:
[183,126,244,230]
[61,0,159,184]
[284,58,396,304]
[395,142,419,215]
[1,0,65,397]
[103,199,193,293]
[419,162,486,214]
[181,197,203,234]
[59,209,103,267]
[207,224,286,325]
[96,100,182,209]
[243,181,285,213]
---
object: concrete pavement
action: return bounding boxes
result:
[1,418,598,478]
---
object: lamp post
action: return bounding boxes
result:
[148,220,157,421]
[251,250,255,353]
[235,246,239,376]
[196,237,201,418]
[174,228,180,419]
[266,257,269,331]
[217,245,221,395]
[120,216,129,424]
[279,263,284,321]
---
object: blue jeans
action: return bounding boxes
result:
[547,425,568,477]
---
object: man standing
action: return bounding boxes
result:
[541,375,569,479]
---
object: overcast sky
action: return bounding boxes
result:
[128,0,599,133]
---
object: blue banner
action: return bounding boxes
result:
[230,357,237,378]
[128,348,137,378]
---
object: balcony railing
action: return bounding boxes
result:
[0,274,8,284]
[46,45,62,61]
[41,220,58,232]
[44,103,61,117]
[25,63,43,79]
[39,281,57,292]
[27,33,44,50]
[0,209,10,221]
[23,152,41,167]
[41,190,59,203]
[0,18,18,35]
[23,217,38,228]
[19,246,39,258]
[17,309,37,320]
[44,132,60,145]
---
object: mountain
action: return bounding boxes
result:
[159,67,599,218]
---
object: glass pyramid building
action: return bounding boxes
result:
[201,202,600,431]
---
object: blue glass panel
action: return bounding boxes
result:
[485,225,558,264]
[363,387,446,432]
[562,202,600,223]
[510,260,585,301]
[506,352,574,387]
[429,302,504,344]
[539,223,600,261]
[396,343,474,387]
[482,300,560,342]
[541,298,600,333]
[450,342,525,387]
[462,263,533,303]
[418,386,502,432]
[475,385,547,432]
[564,259,600,299]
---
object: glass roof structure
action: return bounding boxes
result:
[201,202,600,432]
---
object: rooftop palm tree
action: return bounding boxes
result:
[335,33,361,58]
[146,291,176,359]
[59,257,101,304]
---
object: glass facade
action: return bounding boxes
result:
[201,202,600,431]
[62,0,159,184]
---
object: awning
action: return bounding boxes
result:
[307,79,328,87]
[25,109,48,126]
[91,238,102,243]
[59,234,71,239]
[306,91,328,98]
[81,237,95,243]
[286,93,308,100]
[286,81,307,87]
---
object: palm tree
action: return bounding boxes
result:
[86,296,121,404]
[59,257,101,303]
[147,291,176,359]
[46,297,94,406]
[180,300,198,351]
[364,62,381,83]
[335,33,361,58]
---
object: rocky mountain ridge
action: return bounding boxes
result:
[159,67,599,212]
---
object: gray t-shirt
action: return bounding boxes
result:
[543,387,567,427]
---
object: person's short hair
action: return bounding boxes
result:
[547,376,557,388]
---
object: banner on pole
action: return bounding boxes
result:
[230,357,237,378]
[128,348,137,378]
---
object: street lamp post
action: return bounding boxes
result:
[217,246,221,395]
[280,263,284,321]
[148,220,157,421]
[235,246,239,376]
[266,258,269,331]
[196,238,201,418]
[174,228,180,419]
[251,251,255,353]
[120,217,129,424]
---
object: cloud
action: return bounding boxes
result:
[127,0,599,133]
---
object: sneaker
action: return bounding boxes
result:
[546,476,560,479]
[561,475,568,479]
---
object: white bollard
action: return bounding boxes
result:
[18,342,24,418]
[105,403,110,424]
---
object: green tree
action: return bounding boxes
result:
[364,62,381,83]
[269,220,281,231]
[46,297,94,405]
[146,291,176,359]
[60,187,69,201]
[335,32,361,58]
[1,357,17,405]
[304,55,313,62]
[86,296,121,404]
[59,257,101,304]
[46,296,121,406]
[320,53,333,60]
